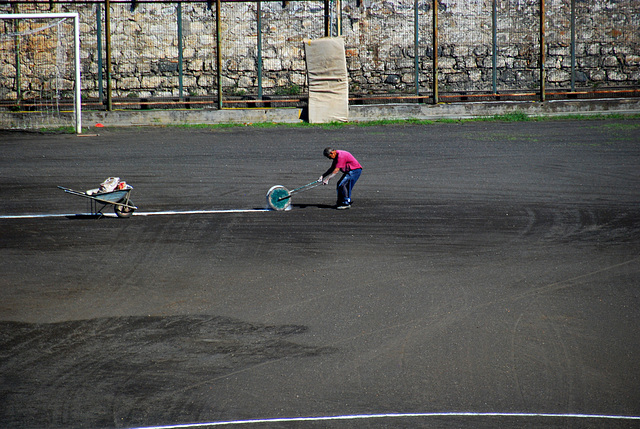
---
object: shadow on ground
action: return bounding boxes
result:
[0,315,336,428]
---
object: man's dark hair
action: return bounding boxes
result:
[323,147,335,158]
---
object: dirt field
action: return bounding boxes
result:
[1,120,640,428]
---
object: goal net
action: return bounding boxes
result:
[0,13,81,133]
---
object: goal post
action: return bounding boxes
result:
[0,12,82,133]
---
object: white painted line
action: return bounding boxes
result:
[0,209,271,219]
[129,412,640,429]
[0,213,94,219]
[133,209,269,216]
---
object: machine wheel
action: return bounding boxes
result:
[266,186,291,211]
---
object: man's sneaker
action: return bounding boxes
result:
[336,204,351,210]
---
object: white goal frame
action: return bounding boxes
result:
[0,12,82,133]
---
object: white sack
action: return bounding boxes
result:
[304,37,349,123]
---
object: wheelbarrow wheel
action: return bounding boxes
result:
[114,202,135,218]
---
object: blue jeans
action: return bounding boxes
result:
[337,168,362,205]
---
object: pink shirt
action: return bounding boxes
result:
[333,150,362,173]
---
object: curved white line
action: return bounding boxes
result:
[129,412,640,429]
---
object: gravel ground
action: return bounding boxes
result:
[1,120,640,428]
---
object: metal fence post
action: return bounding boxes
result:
[414,0,419,97]
[492,0,497,94]
[336,0,341,36]
[540,0,546,101]
[15,22,21,102]
[73,12,82,133]
[97,3,103,104]
[216,0,222,109]
[571,0,575,92]
[177,1,183,100]
[12,3,21,102]
[257,0,262,99]
[324,0,330,37]
[433,0,438,104]
[105,0,112,111]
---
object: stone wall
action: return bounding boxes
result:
[1,0,638,102]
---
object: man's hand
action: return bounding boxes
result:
[321,170,339,185]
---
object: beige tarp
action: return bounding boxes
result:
[304,37,349,123]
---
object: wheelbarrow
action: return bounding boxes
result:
[58,185,137,218]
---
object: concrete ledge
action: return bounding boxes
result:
[84,107,305,127]
[1,98,639,130]
[349,98,640,121]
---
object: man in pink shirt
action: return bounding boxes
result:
[319,147,363,209]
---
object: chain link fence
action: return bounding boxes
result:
[1,0,639,112]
